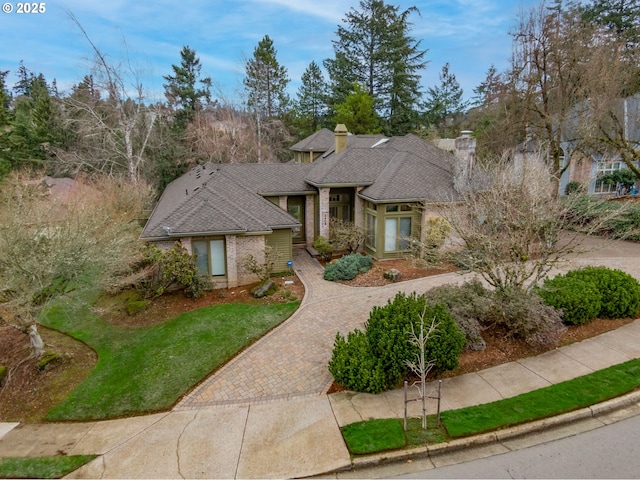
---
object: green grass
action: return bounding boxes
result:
[342,418,406,454]
[340,359,640,455]
[442,358,640,437]
[341,417,448,455]
[0,455,97,479]
[41,290,299,421]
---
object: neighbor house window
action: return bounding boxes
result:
[193,238,226,276]
[384,217,412,252]
[595,161,623,194]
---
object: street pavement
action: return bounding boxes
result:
[0,234,639,478]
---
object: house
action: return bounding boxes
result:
[516,95,640,196]
[141,125,476,288]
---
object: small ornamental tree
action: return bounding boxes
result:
[241,245,280,283]
[141,242,208,298]
[329,218,365,253]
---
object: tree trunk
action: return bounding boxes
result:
[27,324,45,358]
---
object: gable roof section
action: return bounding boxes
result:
[218,163,316,195]
[305,132,459,201]
[305,147,393,186]
[141,166,300,240]
[289,128,334,152]
[360,151,459,202]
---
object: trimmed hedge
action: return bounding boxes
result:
[324,253,373,281]
[328,292,465,393]
[537,266,640,325]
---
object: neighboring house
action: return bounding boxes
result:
[141,125,477,288]
[516,95,640,196]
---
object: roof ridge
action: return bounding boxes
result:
[373,152,409,196]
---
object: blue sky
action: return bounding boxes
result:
[0,0,540,105]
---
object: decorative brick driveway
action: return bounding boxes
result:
[175,236,640,410]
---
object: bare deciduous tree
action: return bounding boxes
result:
[0,172,151,359]
[507,1,593,185]
[572,27,640,182]
[439,156,621,293]
[59,13,158,184]
[404,311,438,430]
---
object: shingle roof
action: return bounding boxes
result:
[305,133,459,201]
[141,166,300,239]
[143,131,466,239]
[218,163,316,195]
[289,128,335,152]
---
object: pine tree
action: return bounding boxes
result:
[163,46,212,130]
[244,35,290,119]
[582,0,640,46]
[424,63,468,136]
[293,61,329,137]
[0,71,13,177]
[7,71,65,170]
[324,0,427,134]
[471,64,504,109]
[333,83,381,134]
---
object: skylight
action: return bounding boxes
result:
[371,138,389,148]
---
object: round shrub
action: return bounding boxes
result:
[423,280,492,350]
[328,330,386,393]
[327,292,465,393]
[565,267,640,319]
[488,288,565,347]
[324,253,373,281]
[536,275,602,325]
[366,292,465,383]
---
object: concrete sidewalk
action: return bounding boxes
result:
[0,235,639,478]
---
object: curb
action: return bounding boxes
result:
[334,389,640,474]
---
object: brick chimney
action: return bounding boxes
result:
[334,124,348,153]
[453,130,476,193]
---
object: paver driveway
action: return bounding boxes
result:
[175,235,640,410]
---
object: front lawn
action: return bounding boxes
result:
[41,290,299,421]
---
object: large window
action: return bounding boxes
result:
[384,217,412,252]
[193,238,226,276]
[365,212,377,249]
[329,192,351,222]
[595,161,623,194]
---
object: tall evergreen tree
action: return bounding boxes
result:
[163,46,212,130]
[244,35,290,119]
[0,71,13,177]
[324,0,427,135]
[6,71,65,170]
[582,0,640,46]
[424,63,468,136]
[471,64,504,109]
[293,61,329,137]
[333,83,381,134]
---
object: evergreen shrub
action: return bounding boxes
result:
[565,267,640,319]
[328,330,386,394]
[328,292,465,393]
[536,275,602,325]
[324,253,373,281]
[537,266,640,324]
